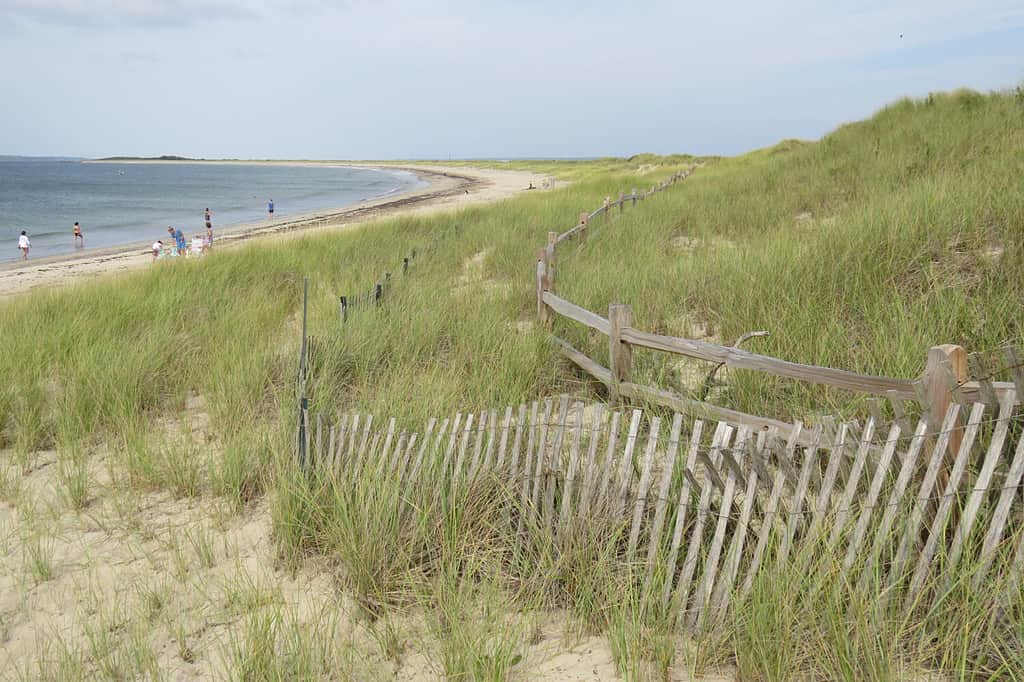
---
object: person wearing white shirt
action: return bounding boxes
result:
[152,240,163,262]
[17,231,30,260]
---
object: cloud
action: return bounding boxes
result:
[0,0,258,29]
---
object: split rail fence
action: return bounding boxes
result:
[298,389,1024,625]
[533,168,1022,447]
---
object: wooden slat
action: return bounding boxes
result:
[884,403,961,601]
[643,413,684,596]
[398,432,418,483]
[905,402,986,609]
[479,409,498,476]
[619,326,915,399]
[776,426,823,567]
[805,424,849,540]
[440,413,463,477]
[508,404,527,481]
[346,414,360,464]
[887,390,913,434]
[975,412,1024,588]
[691,427,750,629]
[945,390,1016,583]
[596,411,623,514]
[740,423,803,599]
[409,417,437,481]
[494,406,514,470]
[545,396,572,525]
[558,402,587,532]
[662,420,705,605]
[857,420,928,593]
[827,418,877,546]
[615,410,645,517]
[520,401,540,506]
[627,416,662,564]
[326,425,336,475]
[531,399,554,513]
[355,415,374,470]
[675,424,733,615]
[468,411,490,482]
[711,430,768,618]
[578,403,606,519]
[315,412,323,468]
[452,413,475,486]
[841,423,902,572]
[377,418,397,476]
[332,414,349,473]
[542,291,611,335]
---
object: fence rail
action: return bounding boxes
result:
[533,167,1022,436]
[298,393,1024,625]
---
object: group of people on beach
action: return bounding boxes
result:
[151,208,215,261]
[16,199,276,262]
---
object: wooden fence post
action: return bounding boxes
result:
[619,192,625,213]
[922,344,968,457]
[339,295,348,323]
[609,304,633,400]
[631,188,637,207]
[578,212,588,243]
[536,248,552,327]
[547,231,558,273]
[604,197,611,223]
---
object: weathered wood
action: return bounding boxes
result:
[536,253,550,327]
[452,413,475,486]
[542,292,611,335]
[627,416,662,564]
[691,427,749,628]
[922,345,967,455]
[609,304,633,399]
[887,390,913,433]
[828,418,877,546]
[578,403,606,518]
[884,403,961,599]
[906,401,986,609]
[377,418,397,476]
[675,424,733,614]
[520,401,540,506]
[553,336,803,443]
[315,412,324,468]
[619,326,915,398]
[389,431,408,476]
[545,396,571,525]
[467,411,488,482]
[494,406,514,470]
[559,402,587,532]
[662,421,705,605]
[355,415,374,470]
[441,413,463,477]
[740,423,803,599]
[805,424,849,540]
[975,409,1024,588]
[968,352,999,408]
[857,420,928,592]
[596,411,623,512]
[508,404,527,481]
[710,430,768,618]
[615,410,645,517]
[346,414,360,464]
[398,432,418,482]
[841,423,902,572]
[945,390,1015,583]
[643,413,684,595]
[776,426,823,567]
[531,399,554,513]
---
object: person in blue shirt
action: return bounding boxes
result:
[268,198,274,217]
[167,226,186,255]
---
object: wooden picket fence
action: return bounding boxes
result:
[299,388,1024,625]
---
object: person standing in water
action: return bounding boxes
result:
[73,222,84,246]
[204,208,213,246]
[17,231,30,259]
[268,198,274,217]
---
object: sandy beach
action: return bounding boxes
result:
[0,163,550,299]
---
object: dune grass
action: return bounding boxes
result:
[2,86,1023,678]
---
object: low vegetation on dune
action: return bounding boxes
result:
[2,87,1023,679]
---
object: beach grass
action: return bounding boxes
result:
[2,86,1023,678]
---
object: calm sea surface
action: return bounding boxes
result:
[0,158,423,263]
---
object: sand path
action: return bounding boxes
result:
[0,164,549,300]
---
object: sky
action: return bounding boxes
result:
[1,0,1022,159]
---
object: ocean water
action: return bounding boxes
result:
[0,158,424,263]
